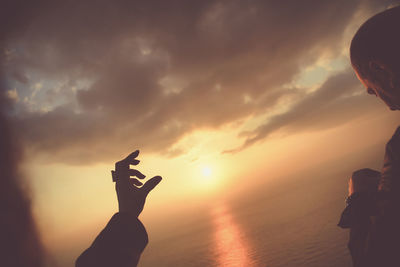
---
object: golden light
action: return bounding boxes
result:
[202,166,212,177]
[212,204,254,266]
[192,162,223,190]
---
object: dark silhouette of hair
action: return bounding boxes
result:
[1,2,47,262]
[350,6,400,78]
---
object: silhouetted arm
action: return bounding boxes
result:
[76,213,148,267]
[76,150,162,267]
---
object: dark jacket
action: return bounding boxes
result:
[338,192,377,267]
[76,213,148,267]
[368,126,400,267]
[379,126,400,193]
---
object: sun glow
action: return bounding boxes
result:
[193,162,223,190]
[202,166,212,177]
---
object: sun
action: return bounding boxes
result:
[202,166,212,177]
[193,162,223,190]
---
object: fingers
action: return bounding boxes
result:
[130,178,143,187]
[113,169,146,182]
[142,176,162,195]
[130,159,140,165]
[129,169,146,179]
[123,150,140,164]
[113,150,141,182]
[116,150,140,168]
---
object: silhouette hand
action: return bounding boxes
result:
[111,150,162,217]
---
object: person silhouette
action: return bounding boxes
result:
[338,169,380,267]
[75,150,162,267]
[349,5,400,267]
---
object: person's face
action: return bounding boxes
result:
[355,65,400,110]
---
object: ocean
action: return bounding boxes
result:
[139,163,355,267]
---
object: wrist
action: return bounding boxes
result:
[118,210,140,220]
[118,205,141,218]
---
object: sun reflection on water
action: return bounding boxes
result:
[212,204,254,267]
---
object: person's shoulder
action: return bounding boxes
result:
[386,126,400,152]
[390,126,400,141]
[394,126,400,137]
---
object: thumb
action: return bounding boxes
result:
[142,176,162,195]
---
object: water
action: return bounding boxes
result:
[139,165,354,267]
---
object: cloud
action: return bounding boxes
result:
[3,0,396,164]
[6,88,19,102]
[224,70,380,153]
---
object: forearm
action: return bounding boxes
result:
[76,213,148,267]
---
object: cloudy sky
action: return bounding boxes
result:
[1,0,400,266]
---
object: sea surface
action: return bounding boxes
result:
[139,162,357,267]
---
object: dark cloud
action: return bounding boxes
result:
[225,70,380,153]
[3,0,397,164]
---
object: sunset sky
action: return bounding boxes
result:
[2,0,400,266]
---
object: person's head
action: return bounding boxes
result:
[350,6,400,110]
[348,168,380,196]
